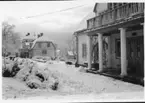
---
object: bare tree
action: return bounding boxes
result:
[2,22,15,44]
[2,21,21,56]
[11,32,21,50]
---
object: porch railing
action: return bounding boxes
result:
[87,3,144,29]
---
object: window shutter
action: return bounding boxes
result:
[82,44,87,58]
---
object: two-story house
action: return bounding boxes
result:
[30,37,56,59]
[74,3,144,80]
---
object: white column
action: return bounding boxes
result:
[143,23,145,82]
[141,23,144,81]
[107,36,111,68]
[119,28,127,76]
[87,35,92,69]
[98,33,103,72]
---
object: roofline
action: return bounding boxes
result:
[34,41,53,42]
[93,3,98,13]
[31,41,55,49]
[74,28,88,36]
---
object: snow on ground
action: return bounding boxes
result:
[47,61,143,92]
[25,92,144,101]
[2,77,66,99]
[45,61,144,98]
[2,60,144,100]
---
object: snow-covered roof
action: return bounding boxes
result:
[34,37,54,42]
[31,37,54,49]
[93,3,98,12]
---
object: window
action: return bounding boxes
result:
[38,42,41,48]
[113,3,117,9]
[118,3,123,7]
[132,32,137,36]
[82,44,87,58]
[116,39,120,58]
[108,3,113,10]
[42,49,47,54]
[47,42,50,47]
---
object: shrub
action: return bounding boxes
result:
[26,75,42,89]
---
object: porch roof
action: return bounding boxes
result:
[74,29,88,35]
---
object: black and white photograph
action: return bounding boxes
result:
[0,0,144,101]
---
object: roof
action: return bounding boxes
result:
[93,3,98,12]
[34,37,54,42]
[31,37,54,49]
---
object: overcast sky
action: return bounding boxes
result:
[0,0,100,49]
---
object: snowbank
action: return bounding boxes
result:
[2,58,21,77]
[2,57,59,90]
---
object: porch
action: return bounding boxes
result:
[83,3,144,81]
[86,68,144,86]
[85,15,144,86]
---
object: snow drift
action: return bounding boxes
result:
[2,57,59,90]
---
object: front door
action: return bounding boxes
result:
[127,36,144,78]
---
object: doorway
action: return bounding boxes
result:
[127,36,144,78]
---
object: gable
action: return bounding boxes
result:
[93,3,98,13]
[32,41,55,49]
[93,3,108,16]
